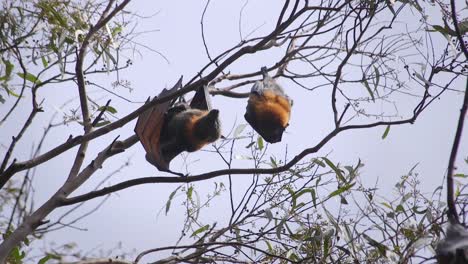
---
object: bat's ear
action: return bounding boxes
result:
[134,76,183,171]
[190,85,212,111]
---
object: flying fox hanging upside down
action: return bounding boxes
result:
[158,104,221,165]
[244,67,292,143]
[135,79,221,172]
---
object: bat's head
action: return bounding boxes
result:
[195,109,221,143]
[260,123,286,143]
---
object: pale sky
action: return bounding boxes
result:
[1,1,466,262]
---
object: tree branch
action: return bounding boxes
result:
[0,3,349,189]
[61,112,424,207]
[450,0,468,60]
[446,79,468,223]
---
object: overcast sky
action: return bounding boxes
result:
[1,0,467,262]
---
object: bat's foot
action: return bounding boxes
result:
[166,169,186,177]
[145,153,170,171]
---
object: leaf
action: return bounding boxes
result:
[285,186,296,208]
[5,60,14,77]
[382,125,390,139]
[414,72,432,86]
[373,65,380,96]
[405,0,422,12]
[41,56,48,68]
[327,183,355,199]
[313,158,326,167]
[322,157,346,183]
[1,59,14,80]
[311,189,317,208]
[17,72,41,84]
[322,206,339,231]
[233,226,242,243]
[454,173,467,178]
[94,121,110,127]
[276,218,286,239]
[165,186,182,215]
[265,208,273,221]
[112,25,123,36]
[431,25,453,36]
[292,188,315,210]
[5,87,20,98]
[191,224,210,237]
[381,202,393,210]
[363,233,388,256]
[257,136,264,150]
[395,204,404,212]
[187,186,194,201]
[269,157,277,168]
[385,0,396,15]
[234,154,252,160]
[340,196,348,204]
[362,78,375,102]
[97,105,117,114]
[245,142,255,148]
[265,241,273,252]
[459,21,468,34]
[234,124,247,138]
[38,253,60,264]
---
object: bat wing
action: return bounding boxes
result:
[134,77,183,171]
[190,85,211,110]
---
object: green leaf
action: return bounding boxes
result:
[311,189,317,208]
[3,59,14,79]
[373,65,380,95]
[165,186,182,215]
[5,87,20,98]
[292,188,316,210]
[41,56,48,68]
[327,183,355,199]
[191,224,210,237]
[395,204,404,212]
[257,136,264,150]
[459,21,468,34]
[17,72,41,84]
[38,253,60,264]
[362,77,375,102]
[233,226,242,243]
[454,173,467,178]
[285,186,296,208]
[265,241,273,252]
[269,157,277,168]
[276,218,286,239]
[313,158,326,167]
[323,206,339,232]
[322,157,346,183]
[187,186,194,200]
[97,105,117,114]
[363,233,388,256]
[382,125,390,139]
[381,202,392,210]
[112,25,123,36]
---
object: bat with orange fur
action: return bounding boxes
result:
[244,67,292,143]
[135,79,221,172]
